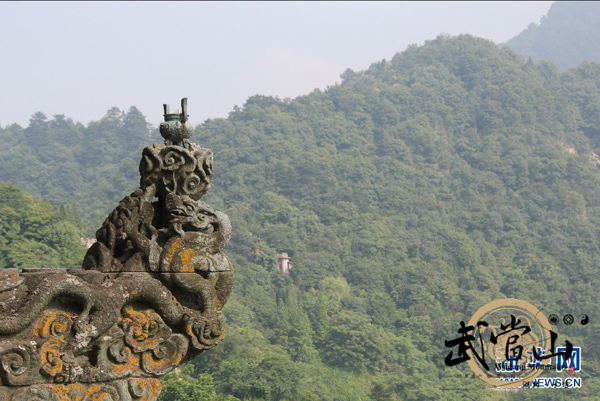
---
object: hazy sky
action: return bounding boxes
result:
[0,1,553,128]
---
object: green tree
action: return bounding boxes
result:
[159,365,239,401]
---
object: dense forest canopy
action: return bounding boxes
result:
[0,182,85,269]
[506,1,600,71]
[2,35,600,399]
[0,106,154,231]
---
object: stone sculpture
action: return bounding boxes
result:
[0,98,233,400]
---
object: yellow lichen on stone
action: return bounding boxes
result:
[33,310,73,340]
[132,378,162,401]
[32,310,75,380]
[214,297,223,311]
[163,237,182,265]
[111,352,139,378]
[49,383,115,400]
[179,248,195,272]
[40,338,64,377]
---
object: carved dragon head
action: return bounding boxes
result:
[164,192,219,236]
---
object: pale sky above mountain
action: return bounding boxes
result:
[0,1,553,128]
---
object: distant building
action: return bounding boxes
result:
[277,252,292,274]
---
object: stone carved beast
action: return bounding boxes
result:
[0,101,232,400]
[82,143,233,313]
[81,191,232,267]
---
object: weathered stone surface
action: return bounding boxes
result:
[0,99,232,400]
[0,378,161,400]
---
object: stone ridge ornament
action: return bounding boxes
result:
[159,97,193,147]
[0,98,233,400]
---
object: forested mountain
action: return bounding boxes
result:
[505,1,600,71]
[0,106,156,232]
[2,35,600,399]
[0,183,85,269]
